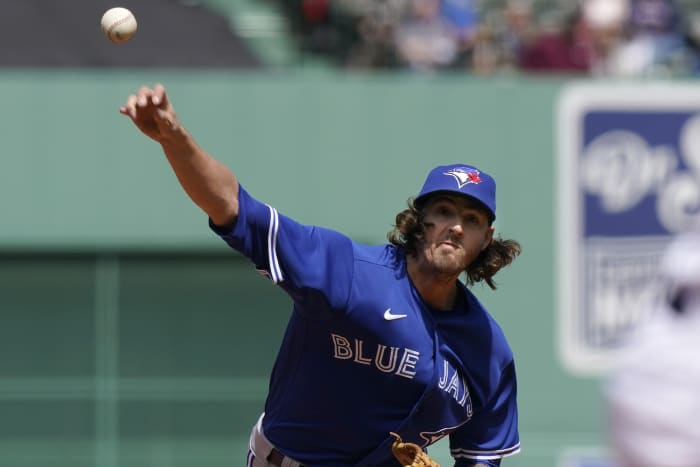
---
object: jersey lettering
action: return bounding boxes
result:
[376,345,400,372]
[331,333,420,379]
[438,360,473,412]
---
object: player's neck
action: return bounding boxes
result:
[406,257,460,311]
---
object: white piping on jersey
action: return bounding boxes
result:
[266,205,284,284]
[451,442,521,460]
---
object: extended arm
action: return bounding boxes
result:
[120,84,238,227]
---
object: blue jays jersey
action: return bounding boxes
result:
[210,185,520,467]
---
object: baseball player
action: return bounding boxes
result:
[120,83,522,467]
[605,225,700,467]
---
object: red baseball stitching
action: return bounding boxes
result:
[106,13,135,38]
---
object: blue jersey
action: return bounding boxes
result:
[211,185,520,467]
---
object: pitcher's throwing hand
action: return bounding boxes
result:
[120,84,183,143]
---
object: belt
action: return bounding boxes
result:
[266,447,306,467]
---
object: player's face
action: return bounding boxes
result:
[416,195,494,277]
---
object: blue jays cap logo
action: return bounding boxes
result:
[416,164,496,220]
[444,167,483,188]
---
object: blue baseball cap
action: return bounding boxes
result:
[414,164,496,221]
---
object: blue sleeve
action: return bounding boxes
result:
[450,361,520,466]
[454,460,500,467]
[209,184,354,313]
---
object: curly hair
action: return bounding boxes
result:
[387,198,521,290]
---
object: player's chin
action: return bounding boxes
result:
[431,255,468,276]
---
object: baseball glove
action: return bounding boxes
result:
[390,432,441,467]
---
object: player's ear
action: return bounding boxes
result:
[481,227,494,251]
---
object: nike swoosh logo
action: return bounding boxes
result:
[383,308,407,320]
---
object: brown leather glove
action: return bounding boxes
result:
[390,432,441,467]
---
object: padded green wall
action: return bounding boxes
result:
[0,71,603,467]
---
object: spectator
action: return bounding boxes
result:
[518,6,594,73]
[344,2,404,69]
[441,0,481,68]
[469,22,505,75]
[686,12,700,74]
[497,0,538,70]
[519,0,629,74]
[394,0,461,71]
[276,0,360,65]
[468,0,538,75]
[605,0,698,77]
[441,0,479,42]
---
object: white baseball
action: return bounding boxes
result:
[101,7,137,44]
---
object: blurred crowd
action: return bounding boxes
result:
[273,0,700,77]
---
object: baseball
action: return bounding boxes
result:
[101,7,137,44]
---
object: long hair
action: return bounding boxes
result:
[387,198,521,290]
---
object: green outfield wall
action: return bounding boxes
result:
[0,70,605,467]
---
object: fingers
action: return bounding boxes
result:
[136,85,152,107]
[152,83,167,107]
[120,94,139,118]
[119,84,167,118]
